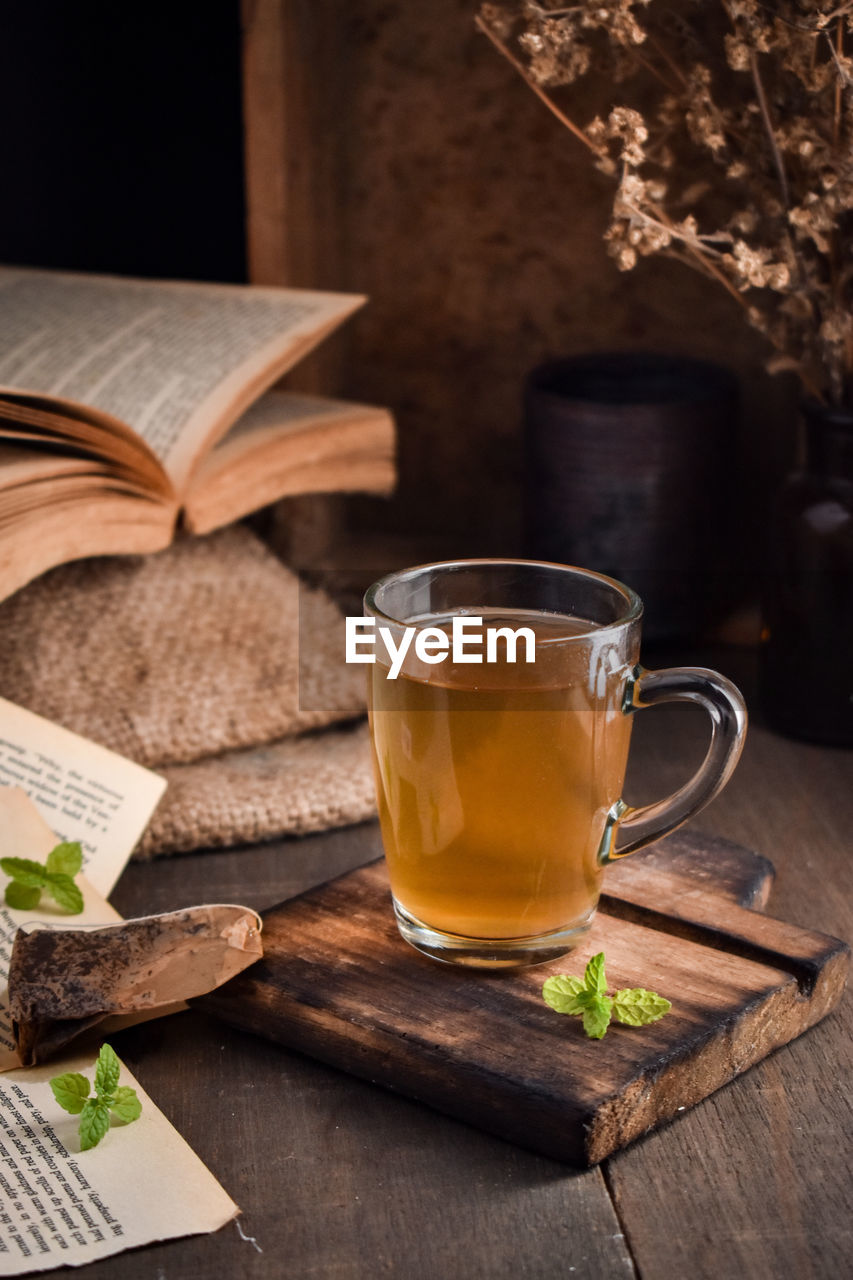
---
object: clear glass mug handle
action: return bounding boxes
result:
[599,666,748,863]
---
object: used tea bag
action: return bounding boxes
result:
[8,904,263,1065]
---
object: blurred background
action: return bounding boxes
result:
[0,0,801,620]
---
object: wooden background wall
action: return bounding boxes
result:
[243,0,798,583]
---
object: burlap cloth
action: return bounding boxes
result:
[0,526,377,856]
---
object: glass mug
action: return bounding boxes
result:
[365,560,747,968]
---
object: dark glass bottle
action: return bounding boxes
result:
[759,402,853,745]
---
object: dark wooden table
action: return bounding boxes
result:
[85,649,850,1280]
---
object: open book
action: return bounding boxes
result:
[0,267,395,599]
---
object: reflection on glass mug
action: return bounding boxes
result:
[364,560,747,969]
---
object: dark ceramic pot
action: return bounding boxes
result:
[523,352,739,641]
[759,401,853,745]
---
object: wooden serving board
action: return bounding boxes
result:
[197,831,849,1166]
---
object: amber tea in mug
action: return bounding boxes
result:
[365,562,746,968]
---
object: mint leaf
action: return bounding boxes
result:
[613,988,672,1026]
[110,1087,142,1125]
[45,874,84,914]
[94,1043,121,1100]
[542,974,585,1015]
[581,995,613,1040]
[5,881,42,910]
[79,1099,111,1151]
[50,1044,142,1150]
[3,845,84,914]
[1,857,47,888]
[542,951,671,1039]
[584,951,607,996]
[45,841,83,878]
[50,1073,91,1115]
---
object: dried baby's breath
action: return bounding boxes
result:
[476,0,853,405]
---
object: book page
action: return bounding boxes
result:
[0,388,171,492]
[0,268,364,491]
[0,493,175,605]
[0,794,242,1271]
[203,388,376,442]
[0,1053,237,1274]
[183,390,396,534]
[0,699,166,897]
[0,795,243,1268]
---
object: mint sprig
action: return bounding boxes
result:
[542,951,671,1039]
[1,841,84,913]
[50,1044,142,1150]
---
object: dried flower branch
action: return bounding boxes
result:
[477,0,853,405]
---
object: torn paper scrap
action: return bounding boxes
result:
[1,798,123,1072]
[9,906,263,1066]
[0,877,121,1074]
[0,1050,237,1275]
